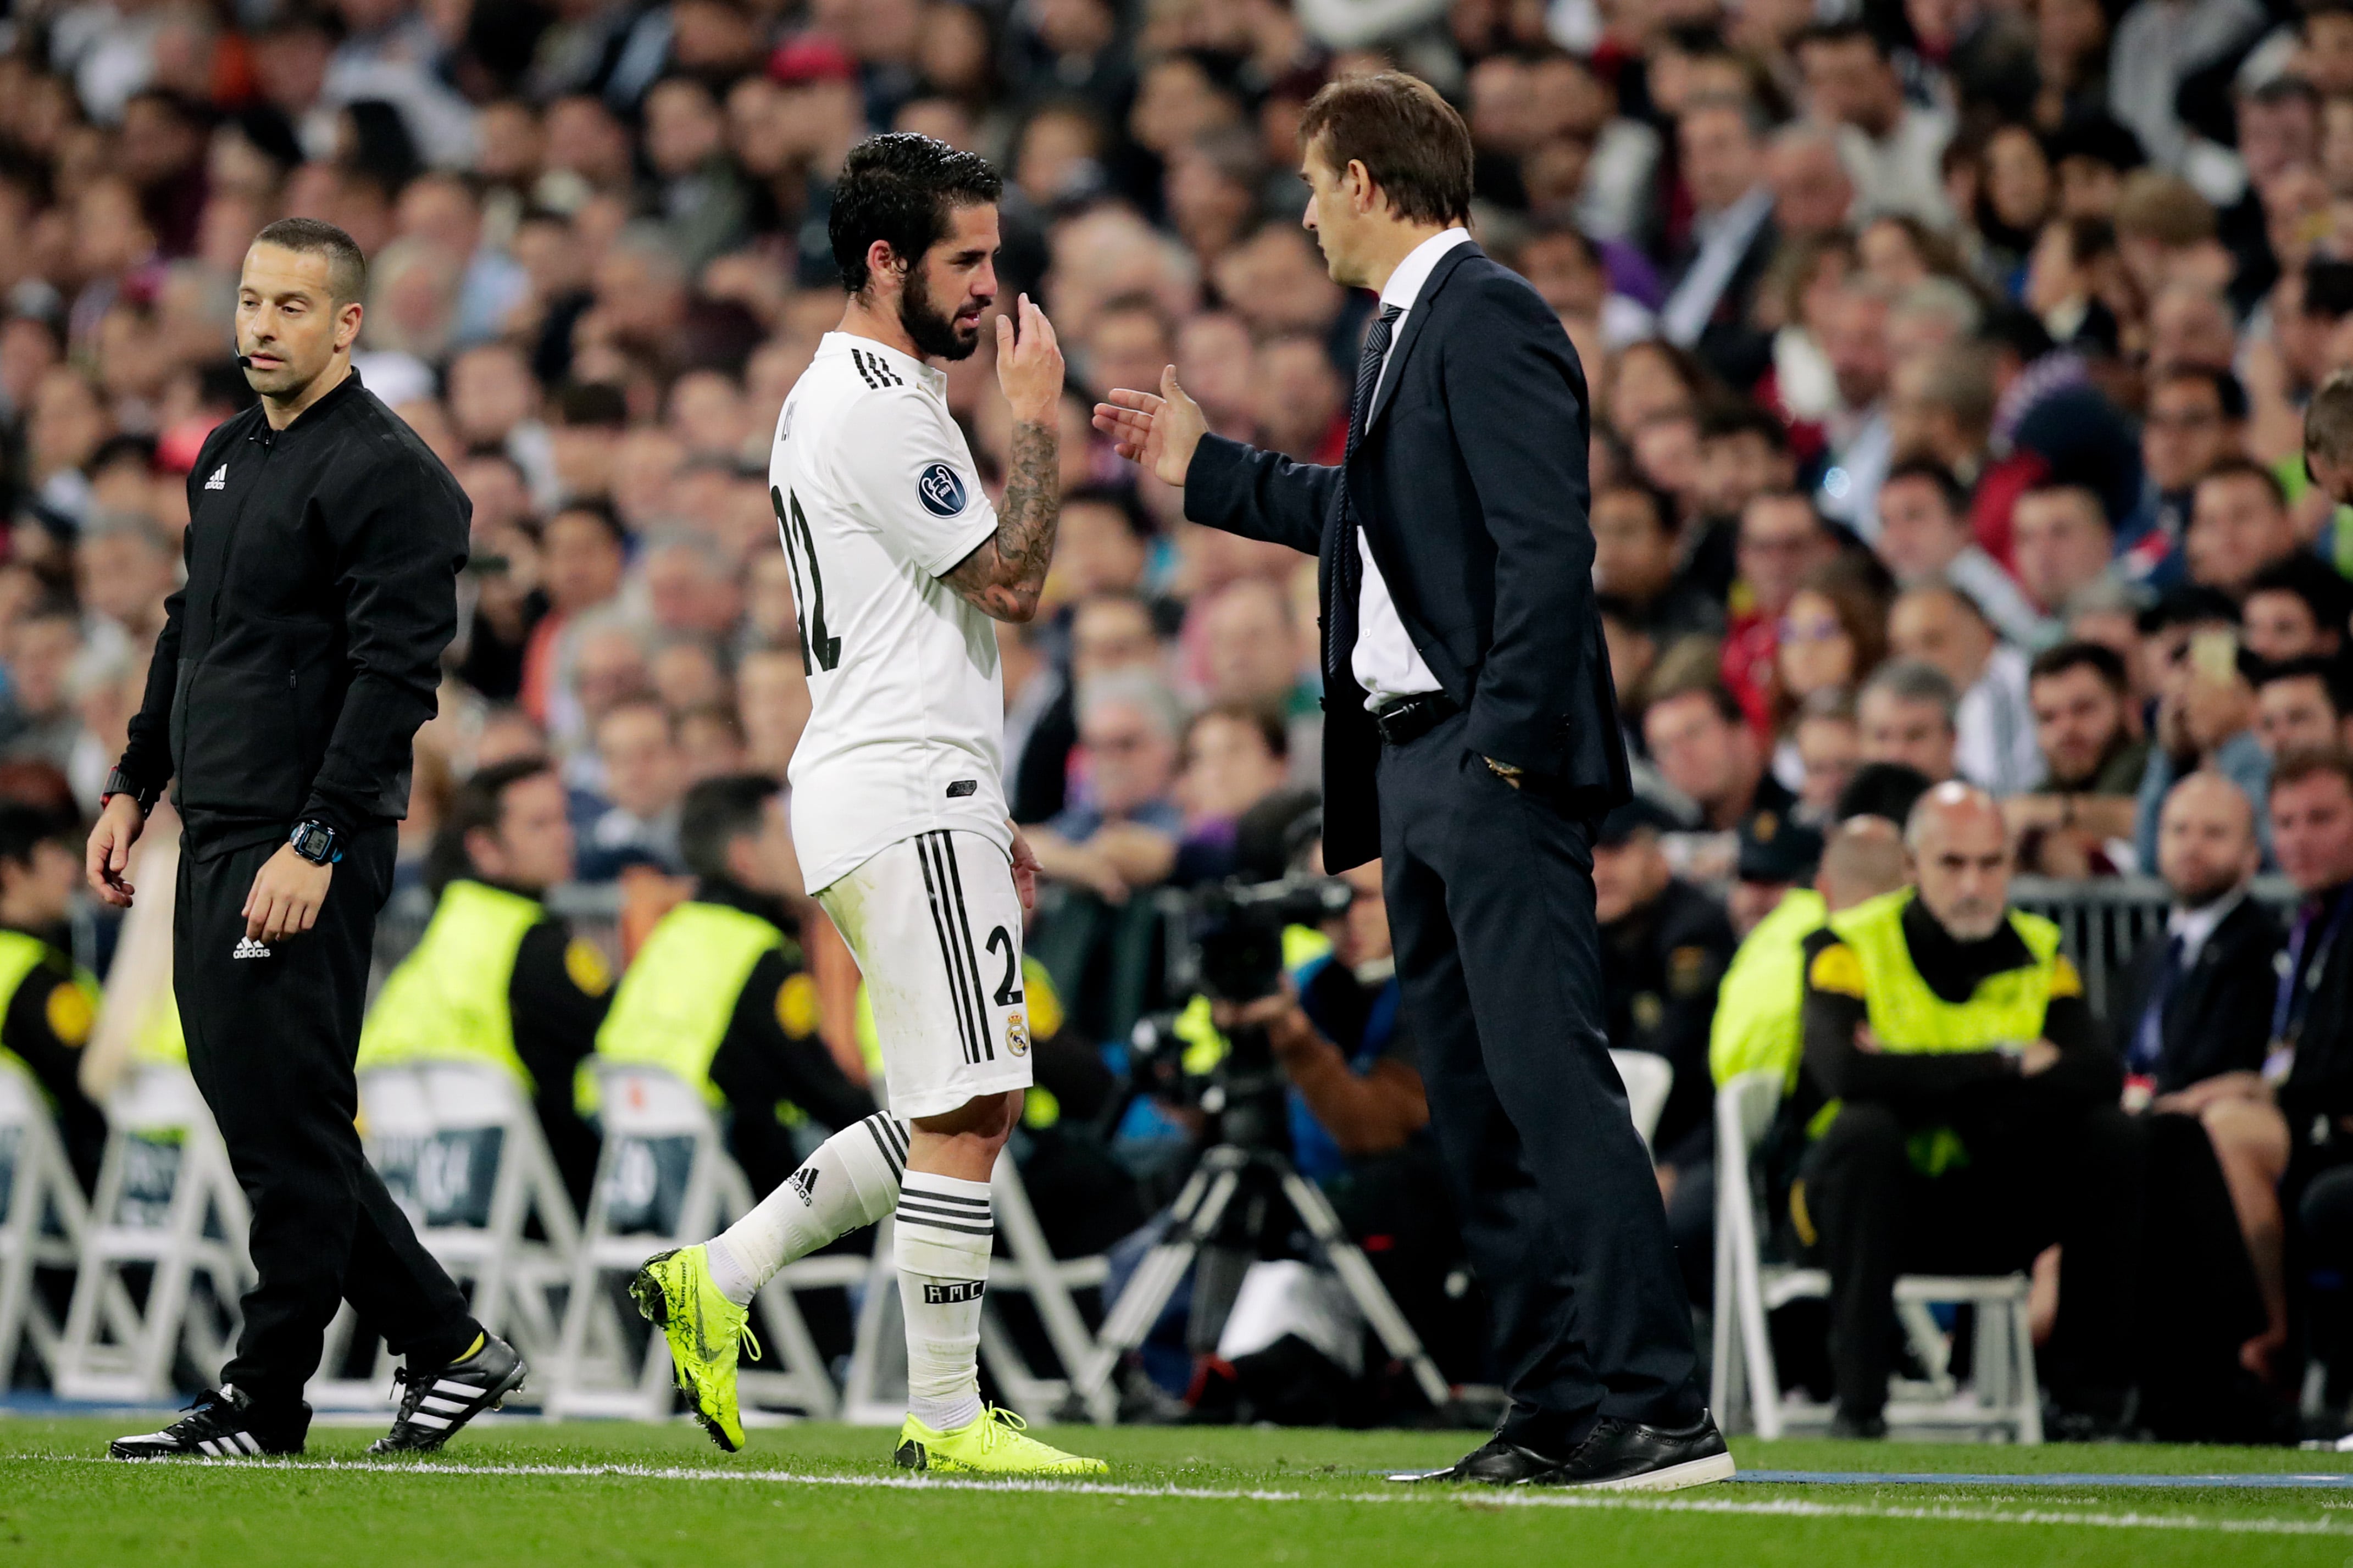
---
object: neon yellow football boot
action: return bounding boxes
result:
[630,1244,759,1452]
[894,1406,1108,1476]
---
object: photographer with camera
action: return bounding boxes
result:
[1116,844,1473,1417]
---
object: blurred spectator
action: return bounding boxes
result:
[1856,659,1959,782]
[2123,367,2247,586]
[1173,704,1292,884]
[2008,483,2116,630]
[2242,555,2353,664]
[2186,459,2302,600]
[2008,642,2149,875]
[1888,582,2043,796]
[1029,672,1183,903]
[1644,682,1799,838]
[580,697,685,879]
[1873,459,2041,647]
[1792,688,1862,824]
[2252,656,2353,759]
[2135,588,2271,870]
[2116,770,2287,1376]
[1723,492,1838,732]
[1594,480,1724,641]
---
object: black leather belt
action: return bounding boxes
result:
[1372,691,1459,746]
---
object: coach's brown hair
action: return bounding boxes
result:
[1297,72,1473,228]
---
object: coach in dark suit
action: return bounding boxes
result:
[1095,73,1728,1489]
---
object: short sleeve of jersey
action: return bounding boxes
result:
[831,386,999,579]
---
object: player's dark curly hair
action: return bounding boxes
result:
[829,134,1004,294]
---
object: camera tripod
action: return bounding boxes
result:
[1069,1142,1454,1413]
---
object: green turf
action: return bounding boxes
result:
[3,1416,2349,1567]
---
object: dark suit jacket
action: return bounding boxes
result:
[2108,894,2280,1095]
[1183,241,1631,869]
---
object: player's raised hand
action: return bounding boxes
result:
[1092,365,1206,488]
[995,294,1063,424]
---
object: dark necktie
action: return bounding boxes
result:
[2129,932,2186,1074]
[1329,304,1404,678]
[1348,304,1404,463]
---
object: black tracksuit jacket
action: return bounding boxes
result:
[118,370,469,854]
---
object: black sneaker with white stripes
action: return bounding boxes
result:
[367,1333,528,1454]
[109,1386,306,1459]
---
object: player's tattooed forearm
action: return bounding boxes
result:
[947,417,1059,622]
[996,419,1059,588]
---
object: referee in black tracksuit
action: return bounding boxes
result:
[89,219,523,1460]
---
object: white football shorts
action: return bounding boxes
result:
[816,828,1034,1120]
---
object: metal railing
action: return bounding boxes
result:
[2010,875,2300,1021]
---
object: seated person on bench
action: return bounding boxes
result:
[1796,782,2136,1437]
[0,803,103,1192]
[358,757,614,1208]
[593,774,874,1196]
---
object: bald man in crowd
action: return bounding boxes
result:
[2117,771,2287,1377]
[1796,783,2139,1437]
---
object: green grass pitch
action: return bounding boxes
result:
[5,1417,2351,1567]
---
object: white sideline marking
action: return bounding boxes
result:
[33,1456,2353,1537]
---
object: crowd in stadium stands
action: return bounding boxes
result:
[17,0,2353,1439]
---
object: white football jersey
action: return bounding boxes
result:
[768,332,1009,894]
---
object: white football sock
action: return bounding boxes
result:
[895,1170,994,1434]
[707,1113,908,1306]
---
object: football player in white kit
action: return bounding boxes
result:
[630,134,1101,1475]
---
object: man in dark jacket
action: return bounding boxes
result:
[1094,73,1722,1488]
[2114,772,2279,1102]
[85,219,509,1461]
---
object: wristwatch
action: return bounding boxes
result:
[287,820,343,866]
[101,767,159,818]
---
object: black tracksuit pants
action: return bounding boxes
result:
[1801,1100,2144,1420]
[1377,710,1701,1454]
[175,826,475,1419]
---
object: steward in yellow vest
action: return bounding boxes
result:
[595,774,872,1194]
[0,806,103,1190]
[1794,783,2136,1437]
[358,760,615,1205]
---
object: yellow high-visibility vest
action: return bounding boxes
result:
[1708,888,1827,1089]
[0,928,97,1088]
[1825,889,2066,1053]
[595,900,789,1104]
[357,880,543,1087]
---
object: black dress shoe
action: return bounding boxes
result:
[1540,1412,1736,1491]
[1388,1435,1570,1484]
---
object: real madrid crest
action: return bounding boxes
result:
[1006,1013,1030,1057]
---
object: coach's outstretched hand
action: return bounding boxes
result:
[994,293,1063,423]
[1093,366,1206,488]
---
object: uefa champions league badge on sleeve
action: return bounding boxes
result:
[919,463,967,516]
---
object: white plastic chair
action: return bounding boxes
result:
[0,1059,88,1389]
[312,1063,584,1409]
[1710,1068,2042,1442]
[545,1062,850,1422]
[1608,1050,1675,1148]
[53,1063,252,1403]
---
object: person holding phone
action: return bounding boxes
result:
[2132,587,2272,871]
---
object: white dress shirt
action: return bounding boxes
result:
[2167,886,2246,969]
[1352,226,1472,707]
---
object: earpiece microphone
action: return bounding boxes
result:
[236,355,254,369]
